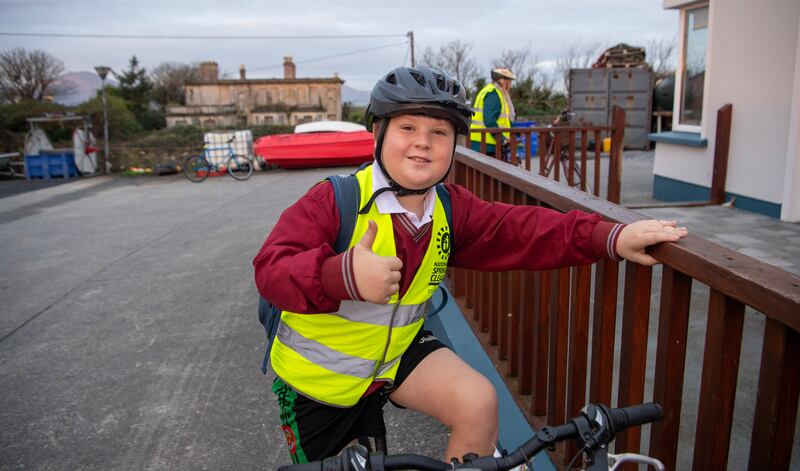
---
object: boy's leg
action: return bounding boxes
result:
[272,378,386,463]
[388,347,498,462]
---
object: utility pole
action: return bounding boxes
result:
[407,31,415,67]
[94,66,111,174]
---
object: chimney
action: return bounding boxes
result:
[199,61,219,82]
[239,64,246,80]
[283,56,296,80]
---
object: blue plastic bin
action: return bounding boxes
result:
[511,122,538,158]
[25,150,77,180]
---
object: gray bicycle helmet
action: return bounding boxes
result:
[366,66,473,135]
[360,66,473,213]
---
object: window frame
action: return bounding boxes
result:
[672,2,710,135]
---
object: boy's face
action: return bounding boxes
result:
[377,114,455,191]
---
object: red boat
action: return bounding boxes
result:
[255,124,375,169]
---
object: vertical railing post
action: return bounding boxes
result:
[692,290,745,470]
[615,262,652,458]
[589,259,619,406]
[608,106,625,204]
[649,267,692,471]
[748,319,800,470]
[710,104,733,205]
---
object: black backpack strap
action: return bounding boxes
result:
[327,174,361,254]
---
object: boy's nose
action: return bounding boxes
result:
[413,132,432,149]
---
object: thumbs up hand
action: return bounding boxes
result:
[352,220,403,304]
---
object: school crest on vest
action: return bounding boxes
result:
[430,226,450,286]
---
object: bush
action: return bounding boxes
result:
[0,101,75,152]
[341,103,366,124]
[77,91,142,138]
[0,100,71,133]
[249,124,294,139]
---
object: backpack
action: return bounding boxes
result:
[258,172,453,373]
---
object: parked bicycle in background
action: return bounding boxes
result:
[183,136,253,182]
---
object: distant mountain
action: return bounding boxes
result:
[51,71,117,106]
[342,84,369,106]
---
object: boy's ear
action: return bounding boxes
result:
[371,119,382,134]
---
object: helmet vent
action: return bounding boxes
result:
[409,70,426,87]
[435,74,446,93]
[386,73,397,85]
[452,82,461,96]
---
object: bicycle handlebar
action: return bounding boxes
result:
[276,402,663,471]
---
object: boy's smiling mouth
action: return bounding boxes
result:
[408,156,431,163]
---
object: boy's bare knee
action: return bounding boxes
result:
[451,374,498,425]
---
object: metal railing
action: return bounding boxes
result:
[445,147,800,470]
[470,107,626,204]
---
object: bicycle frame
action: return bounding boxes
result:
[201,141,237,169]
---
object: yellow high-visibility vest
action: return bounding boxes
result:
[270,164,452,407]
[470,83,511,146]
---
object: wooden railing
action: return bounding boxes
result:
[470,106,626,204]
[446,148,800,470]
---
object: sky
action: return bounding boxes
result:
[0,0,678,91]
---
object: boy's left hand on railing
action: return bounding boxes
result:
[616,219,688,266]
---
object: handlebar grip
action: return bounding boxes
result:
[608,403,663,431]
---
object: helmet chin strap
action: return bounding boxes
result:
[359,122,456,215]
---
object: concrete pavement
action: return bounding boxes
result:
[0,170,447,470]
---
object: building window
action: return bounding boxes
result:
[327,114,336,121]
[264,116,274,125]
[203,119,216,128]
[678,5,708,127]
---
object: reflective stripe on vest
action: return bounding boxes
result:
[470,83,511,146]
[270,164,452,407]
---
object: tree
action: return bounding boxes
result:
[492,47,539,83]
[554,40,604,92]
[646,38,678,79]
[0,48,65,103]
[78,90,142,138]
[113,56,163,129]
[150,61,200,106]
[487,47,565,117]
[420,40,481,96]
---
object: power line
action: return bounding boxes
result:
[0,31,406,40]
[237,41,408,76]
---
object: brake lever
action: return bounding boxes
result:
[608,453,665,471]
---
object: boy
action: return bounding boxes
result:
[253,66,687,464]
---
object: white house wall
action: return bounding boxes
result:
[655,0,800,212]
[781,13,800,222]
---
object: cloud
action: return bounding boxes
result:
[0,0,677,90]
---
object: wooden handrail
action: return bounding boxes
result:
[446,146,800,470]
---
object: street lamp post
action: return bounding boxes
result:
[94,66,111,174]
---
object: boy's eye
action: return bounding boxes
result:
[434,129,450,136]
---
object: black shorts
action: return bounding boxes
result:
[272,328,447,463]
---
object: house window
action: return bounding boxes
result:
[678,5,708,127]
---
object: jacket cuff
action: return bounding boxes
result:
[590,221,625,261]
[320,249,364,301]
